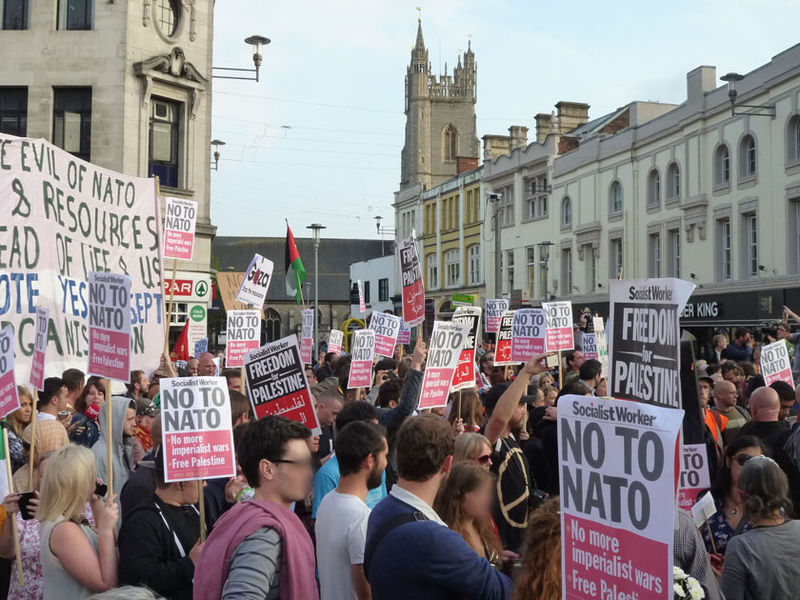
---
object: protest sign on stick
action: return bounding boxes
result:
[485,299,509,334]
[357,280,366,314]
[678,444,711,511]
[0,327,20,421]
[558,395,683,600]
[609,278,695,409]
[300,309,314,365]
[397,324,411,346]
[510,308,546,363]
[328,329,344,355]
[194,338,208,358]
[225,310,261,368]
[594,316,609,378]
[29,307,49,392]
[163,197,198,261]
[760,339,793,386]
[419,321,468,410]
[348,330,375,389]
[369,312,402,357]
[244,335,321,434]
[451,307,482,392]
[399,235,425,327]
[493,310,519,367]
[88,272,132,382]
[542,301,574,353]
[236,254,274,308]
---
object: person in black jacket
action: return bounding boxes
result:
[118,448,203,600]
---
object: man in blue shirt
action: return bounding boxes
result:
[365,414,512,600]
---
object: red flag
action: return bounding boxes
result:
[170,320,190,362]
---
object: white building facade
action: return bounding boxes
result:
[349,254,398,317]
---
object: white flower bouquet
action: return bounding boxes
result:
[673,566,705,599]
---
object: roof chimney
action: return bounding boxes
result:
[686,66,717,105]
[508,126,528,150]
[555,102,590,134]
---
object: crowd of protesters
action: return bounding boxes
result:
[4,305,800,599]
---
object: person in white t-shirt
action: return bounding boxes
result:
[315,420,388,600]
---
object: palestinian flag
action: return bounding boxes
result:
[285,223,306,305]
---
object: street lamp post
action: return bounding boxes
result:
[307,223,326,360]
[538,241,554,299]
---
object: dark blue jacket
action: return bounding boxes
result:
[366,494,512,600]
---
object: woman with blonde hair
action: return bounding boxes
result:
[8,385,33,471]
[448,390,485,433]
[434,462,507,571]
[12,420,69,492]
[513,497,561,600]
[38,444,119,599]
[453,432,493,470]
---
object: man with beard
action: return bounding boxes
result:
[315,421,388,600]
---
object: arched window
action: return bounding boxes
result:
[714,144,730,186]
[647,168,660,207]
[787,115,800,163]
[264,308,281,343]
[739,134,756,179]
[666,162,680,200]
[609,180,623,214]
[443,124,458,161]
[561,196,572,227]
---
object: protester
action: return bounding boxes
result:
[61,368,86,411]
[722,328,754,362]
[448,391,484,433]
[197,353,217,376]
[221,368,243,394]
[705,334,729,365]
[433,462,509,571]
[562,349,584,385]
[38,444,120,598]
[125,370,150,400]
[738,386,789,456]
[375,378,402,409]
[91,397,136,496]
[118,448,202,600]
[316,352,338,381]
[769,380,796,422]
[8,385,33,472]
[484,353,551,552]
[315,390,344,460]
[185,358,199,377]
[365,414,512,599]
[37,377,70,428]
[131,399,159,464]
[577,358,602,392]
[720,456,800,600]
[316,421,388,600]
[13,420,69,492]
[702,435,765,565]
[453,433,493,471]
[70,378,106,448]
[712,380,750,443]
[305,366,318,386]
[120,415,163,522]
[672,508,724,600]
[513,497,561,600]
[193,416,319,600]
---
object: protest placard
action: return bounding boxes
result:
[399,235,425,327]
[760,339,794,386]
[357,280,366,314]
[397,324,411,346]
[0,327,19,420]
[163,197,198,261]
[328,329,343,355]
[510,308,546,362]
[594,316,609,377]
[485,299,509,334]
[493,310,519,366]
[29,307,49,391]
[348,330,375,389]
[678,444,711,511]
[419,321,469,409]
[300,309,314,365]
[87,272,132,382]
[225,310,261,368]
[583,333,598,359]
[244,335,321,434]
[160,376,236,482]
[194,338,208,357]
[0,135,164,377]
[236,254,274,308]
[542,301,574,352]
[609,278,695,409]
[451,307,482,391]
[369,312,402,357]
[558,395,683,600]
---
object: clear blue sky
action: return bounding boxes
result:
[211,0,800,239]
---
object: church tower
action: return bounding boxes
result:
[400,19,479,191]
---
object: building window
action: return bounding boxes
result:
[427,254,438,289]
[53,87,91,161]
[378,278,389,302]
[647,169,660,207]
[587,247,598,293]
[443,124,457,161]
[609,180,623,214]
[445,249,460,288]
[714,144,730,186]
[148,98,181,188]
[505,250,515,294]
[561,248,572,295]
[525,175,548,221]
[2,0,29,29]
[666,162,680,201]
[363,280,371,304]
[155,0,179,37]
[526,195,548,220]
[745,213,758,278]
[0,87,27,136]
[58,0,93,30]
[719,219,732,281]
[498,187,514,227]
[787,115,800,163]
[561,196,572,228]
[739,134,757,179]
[526,246,535,299]
[610,238,623,280]
[668,229,681,278]
[648,233,661,278]
[468,244,481,286]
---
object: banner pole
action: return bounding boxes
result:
[198,480,207,542]
[28,390,37,491]
[706,520,717,554]
[4,426,24,586]
[457,389,462,422]
[164,259,178,355]
[558,350,563,389]
[105,383,113,495]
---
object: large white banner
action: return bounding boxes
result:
[0,135,164,378]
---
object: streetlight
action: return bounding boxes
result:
[213,35,271,81]
[538,241,554,299]
[307,223,326,359]
[211,139,225,170]
[720,72,775,117]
